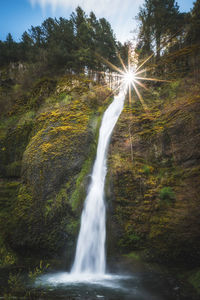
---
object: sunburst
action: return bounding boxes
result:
[97,46,170,113]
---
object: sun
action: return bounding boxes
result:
[123,70,136,85]
[97,46,169,113]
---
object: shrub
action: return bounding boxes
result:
[159,186,175,201]
[143,165,151,176]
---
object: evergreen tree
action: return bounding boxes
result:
[3,33,19,64]
[188,0,200,44]
[20,31,34,62]
[70,6,93,72]
[94,17,118,74]
[137,0,180,59]
[0,6,119,75]
[29,25,44,47]
[137,0,153,57]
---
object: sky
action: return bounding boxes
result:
[0,0,195,43]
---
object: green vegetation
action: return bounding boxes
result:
[28,260,50,282]
[142,165,152,176]
[0,6,127,78]
[0,71,112,270]
[124,252,140,261]
[159,187,175,201]
[137,0,179,59]
[1,261,50,298]
[188,269,200,294]
[107,75,200,275]
[137,0,200,79]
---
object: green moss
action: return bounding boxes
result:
[107,77,200,265]
[142,165,154,176]
[149,225,166,239]
[118,225,141,250]
[0,181,20,213]
[159,187,175,201]
[24,97,92,166]
[0,71,113,260]
[124,251,140,260]
[0,116,19,138]
[45,187,68,218]
[168,80,181,99]
[128,233,141,242]
[70,93,112,212]
[0,181,20,266]
[0,76,112,258]
[66,219,79,236]
[15,184,34,220]
[6,161,21,177]
[70,155,94,212]
[17,111,35,126]
[188,269,200,294]
[0,118,33,178]
[27,77,57,110]
[0,237,17,266]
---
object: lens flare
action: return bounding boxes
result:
[96,46,170,112]
[123,71,136,85]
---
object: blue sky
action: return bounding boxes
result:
[0,0,195,43]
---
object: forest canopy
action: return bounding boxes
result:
[0,6,124,74]
[0,1,199,79]
[136,0,200,78]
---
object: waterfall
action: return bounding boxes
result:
[71,88,125,275]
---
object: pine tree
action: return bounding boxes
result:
[189,0,200,43]
[20,31,34,62]
[71,6,93,72]
[137,0,153,57]
[137,0,180,59]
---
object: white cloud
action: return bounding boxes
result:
[30,0,142,16]
[29,0,144,42]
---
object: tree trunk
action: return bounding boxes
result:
[156,30,161,61]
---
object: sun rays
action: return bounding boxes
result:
[97,46,170,113]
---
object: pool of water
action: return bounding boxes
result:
[1,257,197,299]
[33,269,190,300]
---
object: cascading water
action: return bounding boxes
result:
[71,87,126,275]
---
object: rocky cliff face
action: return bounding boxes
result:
[107,79,200,266]
[0,74,111,264]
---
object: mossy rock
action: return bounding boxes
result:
[3,77,112,259]
[107,80,200,265]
